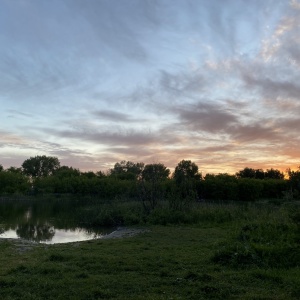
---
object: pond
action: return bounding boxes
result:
[0,197,115,244]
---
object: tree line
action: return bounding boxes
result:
[0,155,300,203]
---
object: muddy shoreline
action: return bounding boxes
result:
[101,227,149,239]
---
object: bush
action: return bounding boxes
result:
[261,179,288,199]
[0,172,30,195]
[212,220,299,269]
[202,175,238,200]
[237,179,263,201]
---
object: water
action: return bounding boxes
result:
[0,197,115,244]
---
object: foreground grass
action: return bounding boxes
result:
[1,222,300,300]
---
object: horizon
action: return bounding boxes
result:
[1,0,300,174]
[0,155,294,178]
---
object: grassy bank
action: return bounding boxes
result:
[0,201,300,299]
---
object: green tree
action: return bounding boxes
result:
[53,166,81,179]
[0,171,30,194]
[6,166,23,174]
[22,155,60,179]
[0,164,3,172]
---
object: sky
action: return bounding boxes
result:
[1,0,300,175]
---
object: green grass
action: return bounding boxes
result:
[0,200,300,299]
[0,225,299,299]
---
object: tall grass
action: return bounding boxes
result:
[211,201,300,269]
[73,198,300,270]
[73,197,295,227]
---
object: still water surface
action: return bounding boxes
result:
[0,198,115,244]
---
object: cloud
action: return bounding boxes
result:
[70,0,157,63]
[159,69,206,96]
[45,126,182,148]
[228,124,281,143]
[263,98,300,114]
[245,74,300,100]
[93,110,146,123]
[93,110,132,122]
[6,109,33,118]
[278,118,300,135]
[174,102,238,133]
[106,146,154,157]
[260,0,300,66]
[0,130,28,147]
[0,129,88,160]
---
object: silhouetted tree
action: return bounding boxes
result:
[81,171,97,178]
[173,160,201,183]
[287,167,300,197]
[22,155,60,179]
[0,164,3,172]
[264,168,284,180]
[110,160,144,180]
[237,167,284,180]
[203,173,238,200]
[255,169,265,179]
[236,167,256,179]
[141,163,170,181]
[170,160,201,208]
[96,170,106,178]
[138,163,170,212]
[53,166,80,178]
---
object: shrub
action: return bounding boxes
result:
[238,179,263,201]
[212,220,299,269]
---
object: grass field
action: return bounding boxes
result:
[0,201,300,299]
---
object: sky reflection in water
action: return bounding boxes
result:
[0,227,113,244]
[0,199,115,244]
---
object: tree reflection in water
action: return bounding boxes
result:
[16,223,55,242]
[0,197,115,243]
